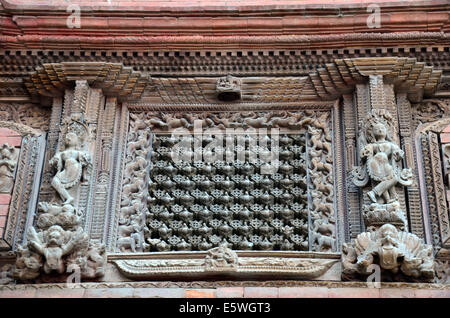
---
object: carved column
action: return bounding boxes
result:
[340,57,438,281]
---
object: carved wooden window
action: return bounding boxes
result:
[118,110,337,252]
[113,108,340,280]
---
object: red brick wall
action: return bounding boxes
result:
[0,284,448,298]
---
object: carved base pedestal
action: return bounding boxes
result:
[363,202,408,231]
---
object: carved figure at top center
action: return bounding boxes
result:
[50,130,91,205]
[353,110,413,205]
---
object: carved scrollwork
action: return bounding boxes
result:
[0,103,50,132]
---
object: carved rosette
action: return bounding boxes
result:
[14,114,106,281]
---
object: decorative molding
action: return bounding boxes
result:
[111,250,340,280]
[1,46,450,79]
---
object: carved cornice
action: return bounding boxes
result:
[1,45,450,78]
[0,0,449,51]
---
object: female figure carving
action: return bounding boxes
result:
[50,131,91,205]
[353,110,413,204]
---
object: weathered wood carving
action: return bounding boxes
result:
[352,110,413,230]
[14,115,106,281]
[0,144,19,194]
[111,249,340,280]
[118,110,336,256]
[343,109,434,281]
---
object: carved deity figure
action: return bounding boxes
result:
[50,131,91,204]
[353,110,413,204]
[0,143,19,193]
[26,226,86,274]
[205,244,238,271]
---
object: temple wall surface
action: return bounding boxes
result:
[0,0,449,298]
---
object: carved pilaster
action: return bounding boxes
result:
[106,104,129,251]
[369,75,385,110]
[14,82,106,282]
[89,97,117,242]
[343,94,362,239]
[343,109,434,282]
[333,100,346,247]
[398,93,424,238]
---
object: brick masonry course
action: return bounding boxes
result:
[0,285,448,298]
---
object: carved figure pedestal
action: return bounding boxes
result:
[363,202,408,232]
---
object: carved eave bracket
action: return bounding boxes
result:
[23,62,151,102]
[309,57,443,102]
[20,58,443,106]
[110,250,341,281]
[342,57,442,100]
